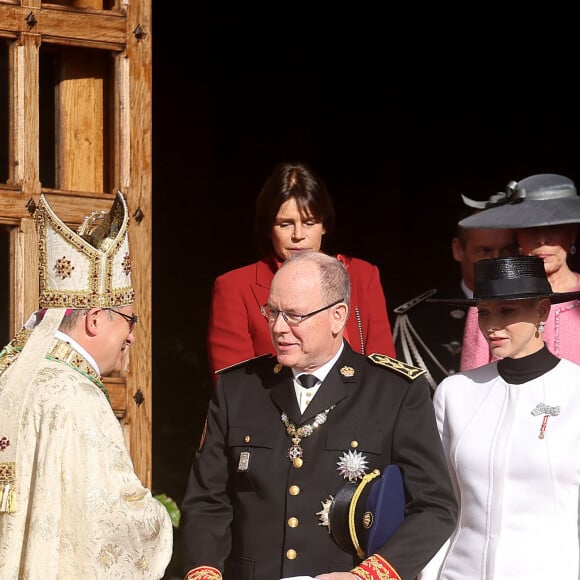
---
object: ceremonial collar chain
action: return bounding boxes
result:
[281,405,336,468]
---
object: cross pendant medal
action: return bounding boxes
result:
[288,437,303,462]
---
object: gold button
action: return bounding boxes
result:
[286,549,297,560]
[244,435,250,443]
[289,485,300,496]
[293,457,303,468]
[288,517,299,528]
[351,440,358,448]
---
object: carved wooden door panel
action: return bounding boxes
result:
[0,0,153,485]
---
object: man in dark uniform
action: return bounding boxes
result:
[393,203,518,389]
[181,251,457,580]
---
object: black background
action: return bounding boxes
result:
[151,6,580,576]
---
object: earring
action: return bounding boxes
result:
[537,321,546,338]
[518,247,523,255]
[570,244,577,255]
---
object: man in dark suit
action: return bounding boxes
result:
[181,251,457,580]
[393,206,518,389]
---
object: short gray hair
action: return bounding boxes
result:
[58,309,87,332]
[280,251,351,305]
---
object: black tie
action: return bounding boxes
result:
[298,374,318,389]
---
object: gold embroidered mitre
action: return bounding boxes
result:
[34,191,134,308]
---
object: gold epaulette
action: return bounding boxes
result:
[367,353,426,381]
[215,353,273,375]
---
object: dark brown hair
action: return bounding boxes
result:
[255,161,336,257]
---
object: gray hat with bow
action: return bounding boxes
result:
[459,173,580,229]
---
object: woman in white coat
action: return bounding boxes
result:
[420,255,580,579]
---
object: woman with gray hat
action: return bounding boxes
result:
[458,173,580,368]
[419,255,580,579]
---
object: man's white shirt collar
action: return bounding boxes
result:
[292,342,345,413]
[461,279,473,299]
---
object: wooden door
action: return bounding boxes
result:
[0,0,153,485]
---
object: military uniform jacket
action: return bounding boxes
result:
[181,342,458,580]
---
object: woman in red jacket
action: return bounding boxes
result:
[207,161,395,382]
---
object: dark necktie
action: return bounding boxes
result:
[298,374,318,389]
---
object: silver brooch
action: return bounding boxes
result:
[531,402,560,416]
[531,402,560,440]
[337,449,369,482]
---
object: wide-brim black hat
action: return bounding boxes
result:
[459,173,580,229]
[328,465,405,559]
[427,256,580,307]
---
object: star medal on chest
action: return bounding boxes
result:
[316,448,370,528]
[281,405,336,467]
[337,449,369,481]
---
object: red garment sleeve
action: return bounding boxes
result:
[363,263,396,357]
[343,256,395,357]
[207,266,274,384]
[207,274,258,381]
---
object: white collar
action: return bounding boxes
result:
[461,278,473,299]
[292,341,345,384]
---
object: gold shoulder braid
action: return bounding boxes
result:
[46,339,109,401]
[367,353,426,381]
